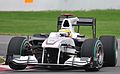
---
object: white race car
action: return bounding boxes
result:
[5,14,118,71]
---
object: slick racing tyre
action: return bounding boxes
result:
[100,36,118,67]
[33,33,48,38]
[81,39,104,72]
[5,37,27,70]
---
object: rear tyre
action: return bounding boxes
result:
[81,39,104,72]
[5,37,27,70]
[99,36,118,67]
[33,34,48,38]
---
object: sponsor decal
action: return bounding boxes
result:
[24,0,33,4]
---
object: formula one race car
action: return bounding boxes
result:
[5,14,118,71]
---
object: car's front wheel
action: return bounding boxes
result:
[5,37,27,70]
[81,39,104,71]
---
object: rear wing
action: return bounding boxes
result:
[57,16,96,38]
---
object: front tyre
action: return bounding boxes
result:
[5,37,27,70]
[9,61,27,70]
[81,39,104,71]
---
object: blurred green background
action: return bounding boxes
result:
[0,10,120,38]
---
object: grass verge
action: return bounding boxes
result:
[0,56,5,64]
[0,10,120,38]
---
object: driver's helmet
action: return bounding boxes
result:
[59,29,72,37]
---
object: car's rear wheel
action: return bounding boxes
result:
[99,36,118,67]
[5,37,27,70]
[33,33,48,38]
[81,39,104,72]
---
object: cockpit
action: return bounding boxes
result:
[63,20,70,27]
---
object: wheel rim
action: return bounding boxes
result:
[97,45,104,66]
[115,39,118,64]
[94,41,104,68]
[20,39,32,55]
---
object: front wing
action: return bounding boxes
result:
[12,55,91,68]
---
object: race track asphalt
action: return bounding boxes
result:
[0,35,120,74]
